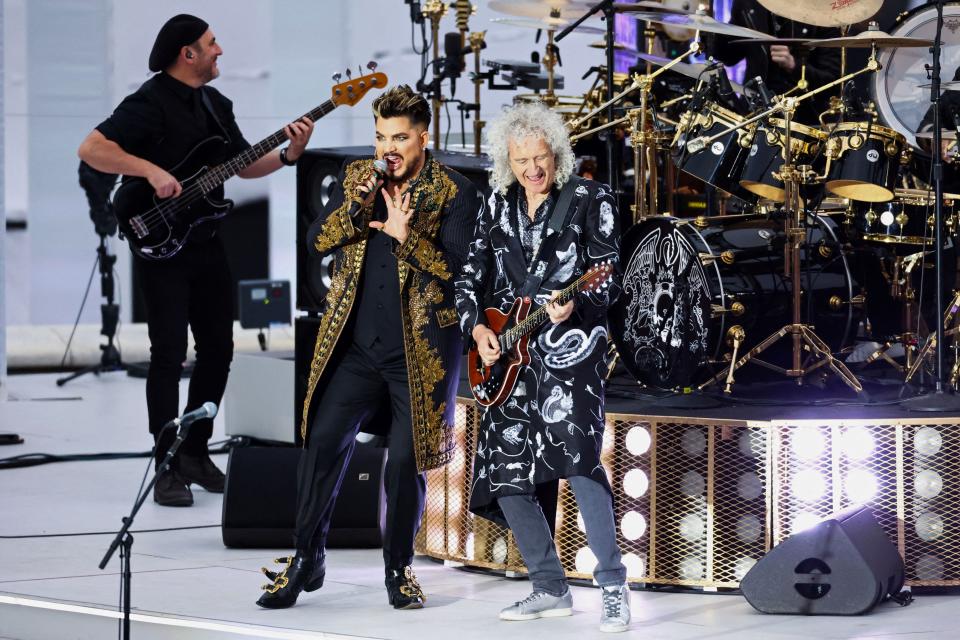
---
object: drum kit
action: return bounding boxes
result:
[477,1,960,396]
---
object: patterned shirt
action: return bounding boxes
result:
[516,186,557,266]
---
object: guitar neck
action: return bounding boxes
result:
[500,274,589,351]
[204,100,337,187]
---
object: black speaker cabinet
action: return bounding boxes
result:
[222,444,386,549]
[740,506,905,615]
[296,146,491,313]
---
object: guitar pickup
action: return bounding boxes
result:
[129,215,149,239]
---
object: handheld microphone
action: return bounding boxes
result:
[348,159,388,220]
[175,402,218,429]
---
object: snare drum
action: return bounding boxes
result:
[823,121,906,203]
[739,118,827,202]
[672,101,754,201]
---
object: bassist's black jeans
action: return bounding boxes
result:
[135,237,234,465]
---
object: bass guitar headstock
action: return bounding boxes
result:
[331,62,388,107]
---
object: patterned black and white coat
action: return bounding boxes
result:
[455,178,621,525]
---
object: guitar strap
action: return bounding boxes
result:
[520,176,583,298]
[199,88,231,142]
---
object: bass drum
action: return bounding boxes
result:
[610,215,861,389]
[872,2,960,150]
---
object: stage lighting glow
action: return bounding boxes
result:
[914,427,943,457]
[915,554,945,581]
[575,546,599,574]
[623,468,649,498]
[737,472,763,501]
[680,470,705,496]
[466,533,475,560]
[492,536,508,564]
[738,429,759,458]
[844,468,877,504]
[792,511,821,533]
[840,426,874,461]
[626,425,651,456]
[792,426,825,460]
[791,469,826,502]
[915,511,944,542]
[622,552,645,578]
[733,557,757,581]
[915,469,944,500]
[679,556,704,580]
[681,427,706,457]
[735,514,762,543]
[621,510,647,540]
[679,513,705,541]
[448,529,460,551]
[577,511,586,533]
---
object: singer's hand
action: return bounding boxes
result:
[357,173,380,207]
[770,45,796,73]
[546,291,574,324]
[282,117,314,163]
[370,188,412,244]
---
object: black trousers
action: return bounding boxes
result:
[135,238,234,463]
[295,342,425,571]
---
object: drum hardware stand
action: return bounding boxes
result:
[469,30,486,156]
[421,0,447,152]
[905,289,960,389]
[900,0,960,410]
[722,325,746,394]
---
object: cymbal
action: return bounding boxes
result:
[628,11,769,40]
[613,1,694,13]
[918,80,960,91]
[730,37,815,46]
[634,52,744,92]
[488,0,592,21]
[490,17,605,35]
[757,0,882,28]
[589,39,642,54]
[811,28,933,49]
[915,130,959,141]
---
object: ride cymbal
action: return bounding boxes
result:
[811,28,933,49]
[488,0,592,21]
[490,17,605,34]
[757,0,882,28]
[627,11,769,39]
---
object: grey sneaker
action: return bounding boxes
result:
[499,590,573,621]
[599,584,630,633]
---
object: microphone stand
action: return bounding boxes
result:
[98,417,191,640]
[901,0,960,411]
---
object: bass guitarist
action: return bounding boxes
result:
[454,102,629,632]
[77,14,314,506]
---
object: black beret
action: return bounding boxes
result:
[148,14,209,72]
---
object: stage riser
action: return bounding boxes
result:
[415,400,960,588]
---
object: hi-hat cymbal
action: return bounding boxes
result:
[757,0,882,28]
[918,80,960,91]
[634,52,744,92]
[811,28,933,49]
[589,39,642,54]
[915,130,959,141]
[490,17,605,34]
[628,11,769,39]
[730,37,815,46]
[613,1,694,13]
[488,0,592,21]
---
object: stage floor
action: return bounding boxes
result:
[0,371,956,639]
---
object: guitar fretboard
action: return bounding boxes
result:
[499,270,595,353]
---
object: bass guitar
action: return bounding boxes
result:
[467,262,614,407]
[113,68,387,259]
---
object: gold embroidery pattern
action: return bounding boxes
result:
[311,159,374,254]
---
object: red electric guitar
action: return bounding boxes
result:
[467,262,614,407]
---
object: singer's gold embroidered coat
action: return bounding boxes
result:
[301,156,482,471]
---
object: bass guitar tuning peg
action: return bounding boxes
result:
[332,72,342,82]
[345,68,352,79]
[367,60,378,72]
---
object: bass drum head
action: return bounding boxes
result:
[872,2,960,149]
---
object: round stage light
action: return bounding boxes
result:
[733,557,757,581]
[915,511,944,542]
[575,546,599,574]
[466,533,475,560]
[915,554,945,581]
[626,426,651,456]
[844,468,877,504]
[791,469,826,502]
[840,426,874,461]
[623,468,649,498]
[680,470,705,496]
[792,427,825,461]
[737,472,763,501]
[735,514,762,543]
[681,428,706,457]
[492,536,508,564]
[792,511,821,534]
[915,469,943,500]
[622,552,645,578]
[679,513,705,541]
[577,511,586,533]
[620,510,647,540]
[738,429,759,458]
[679,556,704,580]
[914,427,943,457]
[448,529,460,551]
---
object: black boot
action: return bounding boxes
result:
[385,566,425,610]
[153,468,193,507]
[256,551,325,609]
[178,452,226,493]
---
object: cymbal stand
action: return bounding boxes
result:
[470,30,486,155]
[422,0,447,152]
[859,252,924,373]
[905,289,960,389]
[698,95,862,393]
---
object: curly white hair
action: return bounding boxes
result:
[485,101,575,195]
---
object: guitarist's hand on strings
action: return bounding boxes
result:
[546,291,574,324]
[281,116,315,163]
[371,188,412,244]
[473,324,501,367]
[146,166,182,199]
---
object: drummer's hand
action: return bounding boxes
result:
[770,45,796,73]
[943,140,956,163]
[546,291,574,324]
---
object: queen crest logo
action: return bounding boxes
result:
[711,141,725,156]
[866,149,880,163]
[947,18,960,34]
